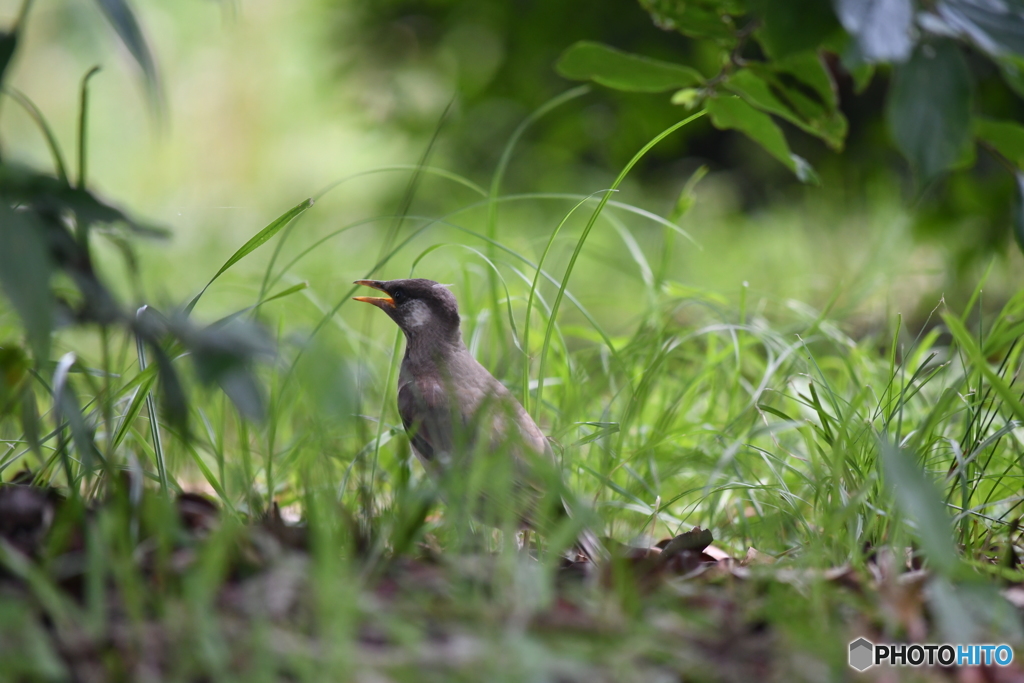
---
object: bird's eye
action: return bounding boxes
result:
[392,288,406,303]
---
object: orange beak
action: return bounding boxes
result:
[353,280,394,309]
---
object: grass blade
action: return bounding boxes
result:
[185,197,313,315]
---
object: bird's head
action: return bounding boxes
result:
[353,278,461,342]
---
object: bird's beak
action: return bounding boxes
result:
[353,280,395,309]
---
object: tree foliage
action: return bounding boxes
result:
[557,0,1024,254]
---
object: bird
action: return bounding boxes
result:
[354,278,603,559]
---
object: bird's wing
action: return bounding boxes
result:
[397,378,456,465]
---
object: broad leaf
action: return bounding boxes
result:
[0,205,53,361]
[997,54,1024,99]
[638,0,740,42]
[557,42,703,92]
[707,95,818,182]
[886,41,972,183]
[755,0,843,59]
[930,0,1024,58]
[725,68,847,150]
[0,165,161,235]
[181,320,273,421]
[149,343,188,432]
[975,117,1024,167]
[833,0,915,62]
[774,52,839,108]
[880,441,959,576]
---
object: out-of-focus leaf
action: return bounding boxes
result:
[92,0,160,107]
[214,367,264,422]
[53,353,95,480]
[180,319,273,421]
[833,0,915,62]
[880,441,959,576]
[556,41,703,92]
[726,67,847,150]
[295,339,357,423]
[755,0,843,59]
[185,197,314,315]
[0,31,17,91]
[19,385,41,458]
[975,117,1024,167]
[886,41,972,183]
[997,54,1024,99]
[930,578,1024,645]
[668,164,707,223]
[0,205,53,361]
[707,95,820,182]
[1013,172,1024,255]
[0,345,29,411]
[670,87,703,108]
[149,343,188,433]
[2,89,71,185]
[77,66,102,190]
[774,52,839,108]
[930,0,1024,58]
[850,62,876,93]
[0,164,162,235]
[638,0,740,42]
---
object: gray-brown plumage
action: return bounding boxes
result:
[354,278,603,558]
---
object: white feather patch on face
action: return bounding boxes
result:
[405,299,433,328]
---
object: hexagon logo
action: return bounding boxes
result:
[849,638,874,671]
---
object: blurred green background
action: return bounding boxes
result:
[4,0,1020,343]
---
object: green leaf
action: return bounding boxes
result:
[850,62,876,93]
[725,67,847,150]
[52,353,95,481]
[880,441,959,576]
[670,88,704,109]
[708,95,821,182]
[834,0,915,62]
[183,320,272,421]
[0,205,52,361]
[668,164,708,223]
[997,54,1024,99]
[18,385,41,459]
[0,164,161,235]
[92,0,160,108]
[774,52,839,108]
[0,31,17,90]
[1,90,70,185]
[149,343,188,433]
[974,117,1024,167]
[638,0,740,42]
[185,197,313,315]
[886,41,973,183]
[754,0,843,59]
[931,0,1024,59]
[556,41,703,92]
